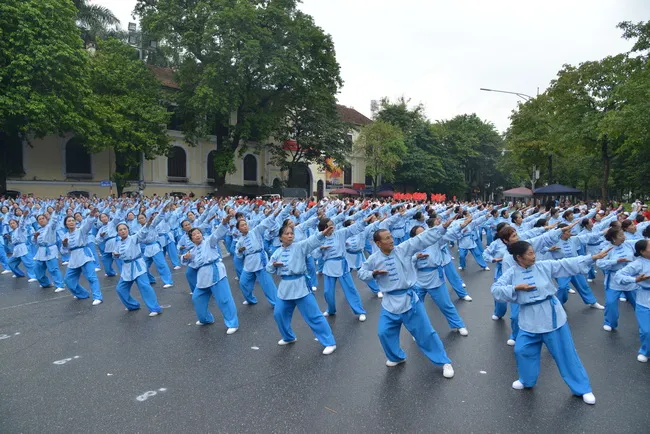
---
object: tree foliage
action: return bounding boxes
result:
[358,121,406,196]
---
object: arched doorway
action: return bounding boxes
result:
[288,163,312,196]
[316,180,324,201]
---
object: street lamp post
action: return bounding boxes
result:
[481,87,552,185]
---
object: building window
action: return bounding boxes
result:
[65,138,92,178]
[167,146,187,181]
[243,154,257,182]
[167,105,182,131]
[207,150,217,181]
[365,175,374,186]
[344,166,352,186]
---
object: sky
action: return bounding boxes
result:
[94,0,650,132]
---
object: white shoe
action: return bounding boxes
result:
[603,325,612,332]
[1,270,11,274]
[62,262,69,265]
[512,380,524,390]
[54,287,66,293]
[28,278,38,283]
[491,315,500,321]
[483,267,490,271]
[590,302,605,310]
[196,321,209,326]
[92,299,102,306]
[234,276,239,281]
[568,289,576,294]
[506,339,516,346]
[322,311,330,317]
[587,279,593,283]
[94,267,101,272]
[442,364,454,378]
[242,301,250,305]
[311,286,318,292]
[377,292,383,298]
[386,359,405,367]
[582,392,596,405]
[461,283,466,288]
[458,266,464,270]
[637,354,648,363]
[359,314,367,322]
[162,284,173,288]
[73,296,79,300]
[226,327,238,335]
[12,275,17,278]
[322,345,336,355]
[278,339,297,346]
[173,265,181,270]
[148,312,160,317]
[462,295,472,301]
[458,327,469,336]
[619,297,626,302]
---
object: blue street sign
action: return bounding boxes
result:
[100,181,112,187]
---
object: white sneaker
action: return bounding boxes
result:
[491,315,500,321]
[92,299,102,306]
[637,354,648,363]
[311,286,318,292]
[162,284,173,288]
[148,312,160,317]
[442,364,454,378]
[483,267,490,271]
[512,380,524,390]
[73,296,79,300]
[196,321,209,326]
[386,359,405,367]
[619,297,626,302]
[322,311,330,317]
[359,314,367,322]
[458,327,469,336]
[603,325,612,332]
[62,261,69,265]
[587,279,594,283]
[582,392,596,405]
[462,295,472,301]
[1,270,11,274]
[94,267,101,272]
[278,339,297,346]
[173,266,181,270]
[506,339,516,346]
[377,292,383,298]
[226,327,238,335]
[322,345,336,355]
[54,287,66,293]
[590,302,605,310]
[28,278,38,283]
[11,275,17,278]
[458,266,464,270]
[234,276,239,281]
[461,283,466,288]
[568,289,576,294]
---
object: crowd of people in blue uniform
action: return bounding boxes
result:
[2,193,650,406]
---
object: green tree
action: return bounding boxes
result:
[0,0,89,193]
[357,121,406,196]
[83,38,171,196]
[135,0,343,186]
[72,0,120,46]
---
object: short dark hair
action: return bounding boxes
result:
[373,229,390,242]
[507,240,532,261]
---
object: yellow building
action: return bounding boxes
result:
[7,69,372,198]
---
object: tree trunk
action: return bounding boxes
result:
[0,131,7,194]
[601,140,610,201]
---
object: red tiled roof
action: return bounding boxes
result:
[148,65,179,89]
[337,104,372,126]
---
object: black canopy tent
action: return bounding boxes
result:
[533,184,582,206]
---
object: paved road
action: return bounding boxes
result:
[1,251,649,434]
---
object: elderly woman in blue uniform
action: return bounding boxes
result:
[33,204,65,292]
[266,222,337,355]
[358,218,457,378]
[491,240,611,405]
[596,227,638,332]
[112,216,163,316]
[235,209,279,307]
[411,222,469,336]
[61,209,103,305]
[182,215,238,334]
[614,239,650,363]
[5,215,37,282]
[96,208,125,277]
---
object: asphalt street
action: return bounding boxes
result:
[1,249,649,434]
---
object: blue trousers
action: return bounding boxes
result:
[486,229,494,246]
[414,284,465,329]
[239,269,277,306]
[443,262,467,298]
[323,273,366,315]
[233,254,243,279]
[186,267,197,293]
[89,243,101,269]
[164,242,181,267]
[367,277,381,294]
[459,247,487,269]
[306,255,318,288]
[515,323,591,395]
[274,293,335,346]
[0,244,9,269]
[556,275,597,305]
[587,266,596,280]
[117,273,162,313]
[378,302,452,365]
[604,274,637,329]
[192,278,239,327]
[636,303,650,357]
[8,254,36,279]
[64,261,102,301]
[101,252,117,276]
[34,258,64,288]
[145,251,173,285]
